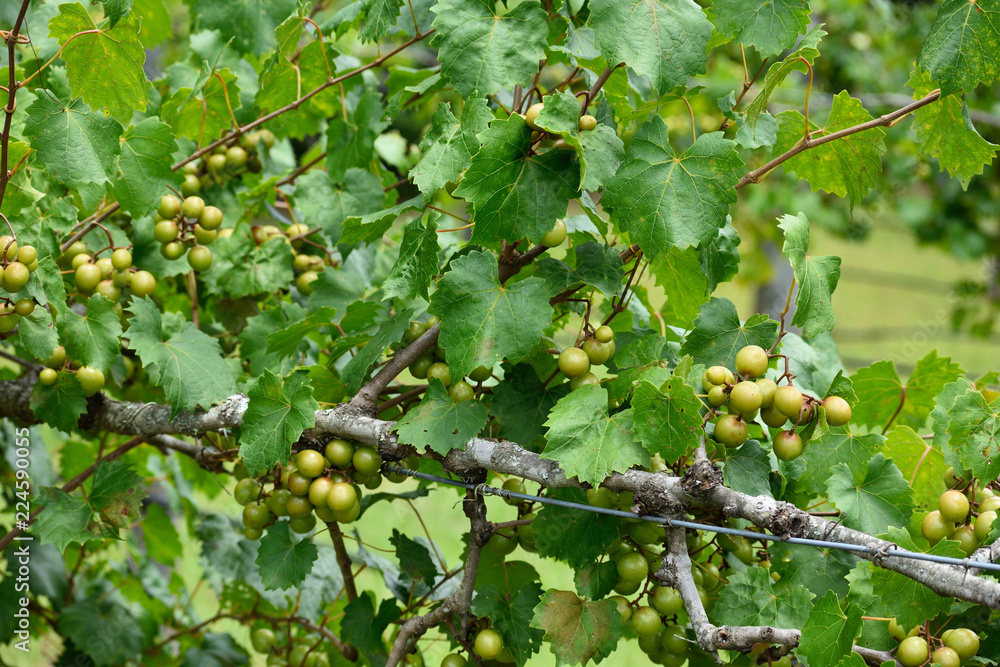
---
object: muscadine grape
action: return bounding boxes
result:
[268,489,292,517]
[286,495,314,517]
[71,253,92,270]
[735,345,768,378]
[978,496,1000,513]
[325,439,355,468]
[469,365,493,383]
[441,654,467,667]
[939,489,970,523]
[38,368,58,386]
[921,510,954,544]
[587,487,614,508]
[501,478,525,506]
[242,501,272,528]
[540,219,567,247]
[773,385,803,418]
[226,146,248,167]
[193,225,217,245]
[822,395,852,426]
[181,174,201,197]
[159,194,181,219]
[932,647,960,667]
[559,347,591,378]
[199,205,224,230]
[207,153,227,173]
[260,129,276,148]
[729,381,762,415]
[296,271,318,295]
[713,414,748,448]
[95,257,113,278]
[3,262,29,292]
[524,103,545,130]
[474,629,504,659]
[332,500,361,523]
[516,513,535,545]
[613,577,641,595]
[579,114,598,131]
[660,625,687,654]
[182,196,206,219]
[234,478,261,505]
[130,271,157,297]
[251,627,276,653]
[943,628,979,660]
[16,245,37,266]
[487,527,518,555]
[772,431,803,461]
[14,298,34,316]
[154,220,180,244]
[629,521,662,545]
[616,551,648,582]
[298,450,329,478]
[308,477,335,507]
[703,365,728,389]
[707,384,728,407]
[951,524,979,555]
[409,354,434,379]
[426,362,452,387]
[327,482,358,512]
[649,586,683,615]
[755,378,777,408]
[897,636,928,667]
[974,510,996,540]
[582,337,612,365]
[402,320,427,344]
[289,513,317,534]
[77,366,105,394]
[287,471,312,496]
[161,241,186,260]
[570,372,599,390]
[95,280,121,302]
[353,446,382,475]
[631,607,662,637]
[594,325,614,343]
[44,346,66,369]
[450,379,475,402]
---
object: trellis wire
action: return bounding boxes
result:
[382,465,1000,574]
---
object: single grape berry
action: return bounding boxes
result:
[735,345,769,378]
[822,395,852,426]
[558,347,591,378]
[426,362,452,387]
[3,262,30,292]
[77,366,105,395]
[728,381,763,415]
[111,248,132,270]
[578,114,598,131]
[524,103,545,130]
[707,385,728,407]
[943,628,979,660]
[951,524,979,555]
[130,271,157,297]
[755,378,777,408]
[469,365,493,383]
[14,298,34,316]
[233,478,261,506]
[38,368,58,386]
[285,495,314,517]
[251,628,276,653]
[297,449,327,477]
[582,337,612,365]
[199,205,224,230]
[187,245,213,271]
[540,219,567,247]
[772,431,804,461]
[939,489,970,523]
[631,606,662,637]
[713,414,748,448]
[352,446,382,475]
[897,636,928,667]
[441,654,468,667]
[616,551,648,582]
[921,510,955,544]
[325,439,355,468]
[158,194,182,219]
[931,647,960,667]
[160,241,186,260]
[570,372,599,390]
[474,629,504,660]
[16,245,37,266]
[773,385,804,418]
[450,380,475,402]
[594,325,614,343]
[154,220,180,244]
[181,174,201,197]
[182,196,206,219]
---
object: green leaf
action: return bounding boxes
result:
[603,117,741,257]
[341,307,414,394]
[265,306,337,358]
[125,296,237,414]
[430,250,553,379]
[57,295,123,374]
[531,590,622,666]
[143,503,183,564]
[883,426,948,511]
[411,98,492,200]
[257,37,338,138]
[239,370,319,476]
[209,234,295,298]
[908,68,998,188]
[773,92,886,207]
[191,0,298,56]
[383,214,441,302]
[724,440,773,498]
[778,212,842,339]
[430,0,548,97]
[534,241,624,298]
[767,542,857,598]
[679,297,779,369]
[589,0,712,93]
[744,25,824,129]
[395,379,489,455]
[847,360,902,430]
[388,529,438,583]
[574,560,619,600]
[606,332,672,403]
[898,350,964,428]
[534,488,623,568]
[34,487,95,552]
[341,195,424,245]
[255,521,318,590]
[649,247,710,326]
[630,376,703,462]
[1,141,43,217]
[826,453,914,536]
[134,0,172,46]
[113,117,179,217]
[23,94,122,188]
[360,0,404,42]
[711,0,810,56]
[48,3,151,124]
[89,460,144,511]
[916,0,1000,95]
[30,371,88,433]
[16,307,59,362]
[490,363,571,448]
[931,378,974,452]
[326,87,389,183]
[868,526,958,629]
[471,582,545,665]
[456,114,580,246]
[295,169,384,245]
[713,567,814,628]
[798,591,863,667]
[542,384,648,486]
[799,427,883,497]
[161,68,241,144]
[946,389,1000,481]
[98,0,133,27]
[341,593,401,664]
[60,598,144,666]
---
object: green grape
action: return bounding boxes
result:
[728,381,762,415]
[154,220,180,244]
[441,654,467,667]
[558,347,591,378]
[897,636,927,667]
[713,414,748,448]
[660,625,687,654]
[325,439,355,468]
[951,524,979,555]
[649,586,683,615]
[38,368,58,386]
[631,606,662,637]
[77,367,105,394]
[327,482,358,512]
[932,647,960,667]
[735,345,768,378]
[939,489,970,523]
[251,628,276,653]
[921,510,954,544]
[501,478,525,505]
[594,325,614,343]
[352,446,382,475]
[268,489,292,517]
[287,471,312,496]
[469,365,493,382]
[616,552,648,582]
[473,629,503,660]
[450,380,475,402]
[822,395,852,426]
[582,337,612,365]
[409,354,434,379]
[772,431,803,461]
[943,628,979,660]
[486,527,518,556]
[158,194,181,218]
[773,385,803,418]
[286,495,314,517]
[426,362,452,387]
[570,372,600,390]
[308,477,335,507]
[755,378,777,408]
[297,449,327,477]
[234,478,261,505]
[242,501,272,528]
[289,513,317,534]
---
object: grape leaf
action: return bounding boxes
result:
[531,590,622,666]
[394,378,490,455]
[98,0,133,27]
[388,529,437,583]
[471,582,545,666]
[603,117,741,256]
[125,296,237,415]
[23,94,122,188]
[883,426,948,510]
[190,0,298,56]
[868,526,958,629]
[326,87,389,183]
[34,487,96,552]
[490,363,571,448]
[916,0,1000,95]
[341,196,424,245]
[265,306,337,359]
[946,389,1000,481]
[430,0,548,97]
[533,241,624,298]
[931,377,974,454]
[341,308,414,394]
[898,351,965,428]
[711,0,810,57]
[239,370,319,476]
[411,98,492,200]
[255,521,318,590]
[456,114,580,246]
[89,460,144,511]
[826,453,914,536]
[256,38,338,139]
[701,220,741,291]
[113,117,179,217]
[744,25,825,129]
[797,591,863,667]
[16,307,59,362]
[713,567,814,628]
[209,234,295,298]
[57,295,123,374]
[778,212,842,339]
[360,0,404,42]
[848,360,902,430]
[630,376,703,462]
[382,213,440,302]
[48,3,151,124]
[30,371,88,433]
[542,384,647,486]
[429,250,553,380]
[679,297,779,369]
[574,560,619,600]
[60,597,144,666]
[606,332,672,403]
[534,488,623,568]
[134,0,171,46]
[649,247,710,327]
[773,92,886,207]
[724,439,773,499]
[767,542,857,598]
[160,68,241,144]
[588,0,712,94]
[295,169,384,245]
[341,593,401,664]
[908,68,998,188]
[799,427,883,497]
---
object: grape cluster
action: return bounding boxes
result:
[523,100,601,152]
[154,194,223,271]
[921,469,998,555]
[402,318,493,403]
[0,235,40,333]
[245,223,328,296]
[35,344,116,395]
[250,626,329,667]
[557,325,616,390]
[894,625,981,667]
[234,440,385,540]
[702,345,851,459]
[62,241,158,309]
[179,129,274,197]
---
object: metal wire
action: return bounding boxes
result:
[382,464,1000,574]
